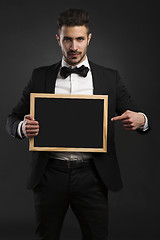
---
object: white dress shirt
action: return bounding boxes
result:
[49,57,93,160]
[18,57,148,160]
[55,57,93,95]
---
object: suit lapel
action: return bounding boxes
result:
[89,61,112,96]
[89,61,105,95]
[46,61,61,93]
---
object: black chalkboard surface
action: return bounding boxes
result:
[30,94,108,152]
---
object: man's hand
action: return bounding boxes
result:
[21,114,39,138]
[111,110,145,131]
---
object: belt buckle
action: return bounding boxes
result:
[67,159,85,168]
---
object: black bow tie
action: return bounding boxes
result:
[60,65,89,78]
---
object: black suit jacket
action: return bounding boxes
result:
[6,61,150,191]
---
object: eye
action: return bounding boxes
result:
[77,37,84,41]
[63,37,72,42]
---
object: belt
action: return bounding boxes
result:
[50,158,92,168]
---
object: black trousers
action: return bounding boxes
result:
[33,159,109,240]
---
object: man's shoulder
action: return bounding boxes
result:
[89,61,118,74]
[33,62,61,73]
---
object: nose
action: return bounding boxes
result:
[70,40,77,51]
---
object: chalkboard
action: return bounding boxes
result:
[29,94,108,152]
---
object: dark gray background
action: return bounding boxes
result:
[0,0,159,239]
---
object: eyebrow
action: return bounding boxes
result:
[63,36,72,40]
[63,36,85,40]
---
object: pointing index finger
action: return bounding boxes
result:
[111,112,129,122]
[111,115,123,122]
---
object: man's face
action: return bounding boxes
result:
[56,25,92,66]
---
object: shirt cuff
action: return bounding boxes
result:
[138,112,149,131]
[17,121,24,138]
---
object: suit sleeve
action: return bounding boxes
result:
[115,71,151,134]
[6,71,35,139]
[115,71,139,115]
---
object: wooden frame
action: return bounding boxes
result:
[29,93,108,152]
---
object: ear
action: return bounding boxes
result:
[87,33,92,45]
[56,34,61,46]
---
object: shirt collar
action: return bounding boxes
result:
[61,56,90,70]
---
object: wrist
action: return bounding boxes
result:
[138,112,149,131]
[138,113,145,127]
[21,121,26,138]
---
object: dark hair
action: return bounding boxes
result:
[57,8,90,34]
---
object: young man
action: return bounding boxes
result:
[6,8,150,240]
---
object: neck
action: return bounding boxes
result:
[63,55,87,66]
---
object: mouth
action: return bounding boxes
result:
[68,52,81,58]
